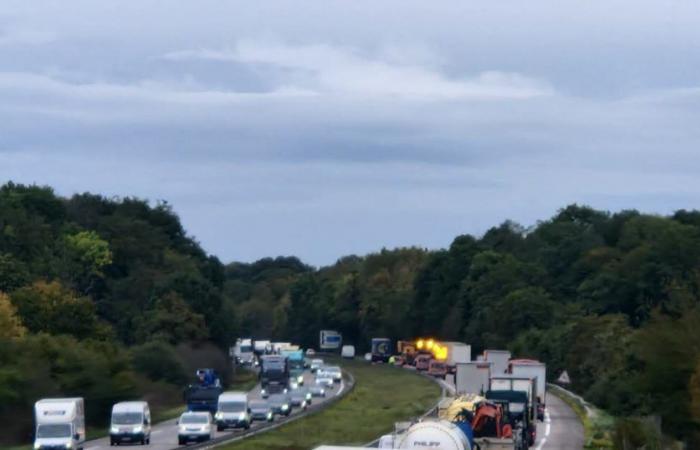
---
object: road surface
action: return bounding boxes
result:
[438,374,584,450]
[85,371,343,450]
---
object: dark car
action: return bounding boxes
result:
[289,388,312,408]
[268,394,292,416]
[249,400,274,422]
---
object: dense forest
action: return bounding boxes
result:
[2,182,700,444]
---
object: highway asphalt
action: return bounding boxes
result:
[84,371,343,450]
[438,373,584,450]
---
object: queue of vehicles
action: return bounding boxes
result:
[33,335,342,450]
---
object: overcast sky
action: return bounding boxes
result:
[1,1,699,265]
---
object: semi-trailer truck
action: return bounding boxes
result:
[508,360,546,421]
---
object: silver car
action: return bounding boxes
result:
[177,412,213,445]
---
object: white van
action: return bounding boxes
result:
[214,392,250,431]
[34,398,85,450]
[109,401,151,445]
[341,345,356,359]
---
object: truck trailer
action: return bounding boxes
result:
[455,362,492,395]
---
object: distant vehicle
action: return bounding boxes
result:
[249,400,274,422]
[320,330,342,351]
[289,387,312,408]
[177,411,213,445]
[306,348,316,356]
[341,345,356,359]
[282,349,306,385]
[489,375,538,446]
[428,360,448,379]
[34,398,85,450]
[260,355,290,394]
[509,359,547,421]
[315,372,334,388]
[254,340,272,356]
[455,362,492,395]
[444,342,471,374]
[234,338,255,365]
[323,366,342,383]
[483,349,511,375]
[308,385,327,398]
[371,338,392,363]
[268,393,292,416]
[184,369,223,414]
[109,401,151,445]
[215,391,250,431]
[310,358,325,373]
[415,354,431,371]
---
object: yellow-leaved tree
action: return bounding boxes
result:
[0,291,25,339]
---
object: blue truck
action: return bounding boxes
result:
[184,369,223,414]
[281,349,305,385]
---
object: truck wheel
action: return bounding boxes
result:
[178,438,184,446]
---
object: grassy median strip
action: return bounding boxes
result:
[222,359,441,450]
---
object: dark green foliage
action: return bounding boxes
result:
[131,341,188,384]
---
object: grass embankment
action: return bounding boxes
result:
[549,385,615,449]
[222,358,441,450]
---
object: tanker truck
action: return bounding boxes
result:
[313,417,526,450]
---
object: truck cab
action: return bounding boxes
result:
[109,401,151,445]
[282,350,305,385]
[234,338,255,366]
[34,398,85,450]
[260,355,290,395]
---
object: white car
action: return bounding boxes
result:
[324,366,343,382]
[310,359,324,373]
[315,374,334,388]
[177,412,213,445]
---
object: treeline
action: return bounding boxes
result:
[4,182,700,444]
[0,183,234,444]
[225,205,700,444]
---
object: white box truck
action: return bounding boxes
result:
[509,359,547,420]
[483,349,511,375]
[444,342,471,374]
[234,338,255,365]
[455,362,492,395]
[34,398,85,450]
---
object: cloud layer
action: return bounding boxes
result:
[1,0,700,265]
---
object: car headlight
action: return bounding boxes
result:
[215,412,223,420]
[283,388,288,394]
[297,375,304,383]
[267,412,273,419]
[261,389,267,396]
[306,393,312,400]
[281,404,289,410]
[238,412,246,420]
[321,389,325,395]
[133,426,143,433]
[110,426,120,433]
[65,444,72,449]
[34,443,41,450]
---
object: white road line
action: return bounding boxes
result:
[535,437,547,450]
[545,409,551,436]
[336,379,345,396]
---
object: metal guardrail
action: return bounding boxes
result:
[187,371,356,450]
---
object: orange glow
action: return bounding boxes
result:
[416,339,425,350]
[426,339,435,350]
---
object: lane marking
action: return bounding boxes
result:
[545,410,551,436]
[336,379,345,396]
[535,437,547,450]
